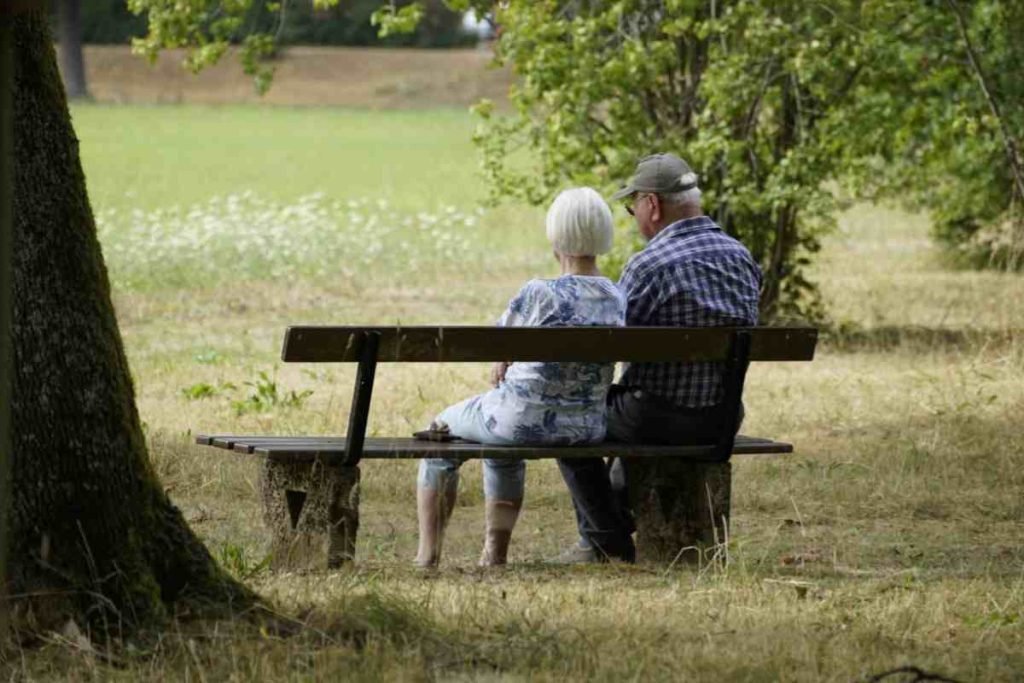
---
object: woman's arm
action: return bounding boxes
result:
[492,280,543,386]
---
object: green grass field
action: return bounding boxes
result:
[73,105,488,209]
[17,103,1023,681]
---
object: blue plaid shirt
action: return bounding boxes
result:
[618,216,762,408]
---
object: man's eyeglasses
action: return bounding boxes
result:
[624,193,654,217]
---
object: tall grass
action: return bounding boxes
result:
[96,194,485,290]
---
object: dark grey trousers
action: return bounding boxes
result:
[557,385,739,559]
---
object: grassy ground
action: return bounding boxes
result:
[72,104,493,210]
[11,104,1024,681]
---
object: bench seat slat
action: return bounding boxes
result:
[195,434,792,463]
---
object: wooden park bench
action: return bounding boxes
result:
[196,325,817,569]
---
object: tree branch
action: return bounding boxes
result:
[946,0,1024,203]
[274,0,291,43]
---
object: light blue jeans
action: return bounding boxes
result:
[416,395,526,501]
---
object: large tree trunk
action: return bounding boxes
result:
[1,6,15,642]
[7,8,251,635]
[55,0,88,100]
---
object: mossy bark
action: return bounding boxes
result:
[7,9,251,633]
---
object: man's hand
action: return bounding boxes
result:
[490,361,511,387]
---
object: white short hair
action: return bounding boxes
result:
[545,187,614,256]
[660,173,702,206]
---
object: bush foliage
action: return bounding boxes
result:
[844,0,1024,270]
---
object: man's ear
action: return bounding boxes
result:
[650,195,662,223]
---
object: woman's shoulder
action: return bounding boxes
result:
[518,276,623,310]
[519,276,606,298]
[513,278,557,300]
[504,279,555,317]
[543,274,618,290]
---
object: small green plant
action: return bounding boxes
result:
[216,542,271,580]
[180,380,236,401]
[232,369,313,415]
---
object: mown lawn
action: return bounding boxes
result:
[13,104,1022,681]
[72,104,490,210]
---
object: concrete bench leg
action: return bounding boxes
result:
[627,459,731,564]
[258,458,360,571]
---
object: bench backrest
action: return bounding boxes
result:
[279,325,817,467]
[282,326,818,363]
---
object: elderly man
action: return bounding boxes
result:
[556,153,763,563]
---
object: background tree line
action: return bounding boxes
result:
[51,0,477,98]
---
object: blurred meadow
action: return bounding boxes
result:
[19,81,1023,679]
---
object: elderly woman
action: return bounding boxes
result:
[415,187,626,568]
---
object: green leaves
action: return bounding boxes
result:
[233,370,313,415]
[371,3,425,37]
[843,0,1024,268]
[127,1,476,92]
[472,0,875,319]
[128,0,277,92]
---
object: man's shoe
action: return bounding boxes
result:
[550,537,637,565]
[549,540,601,564]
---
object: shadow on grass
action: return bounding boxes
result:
[19,588,998,682]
